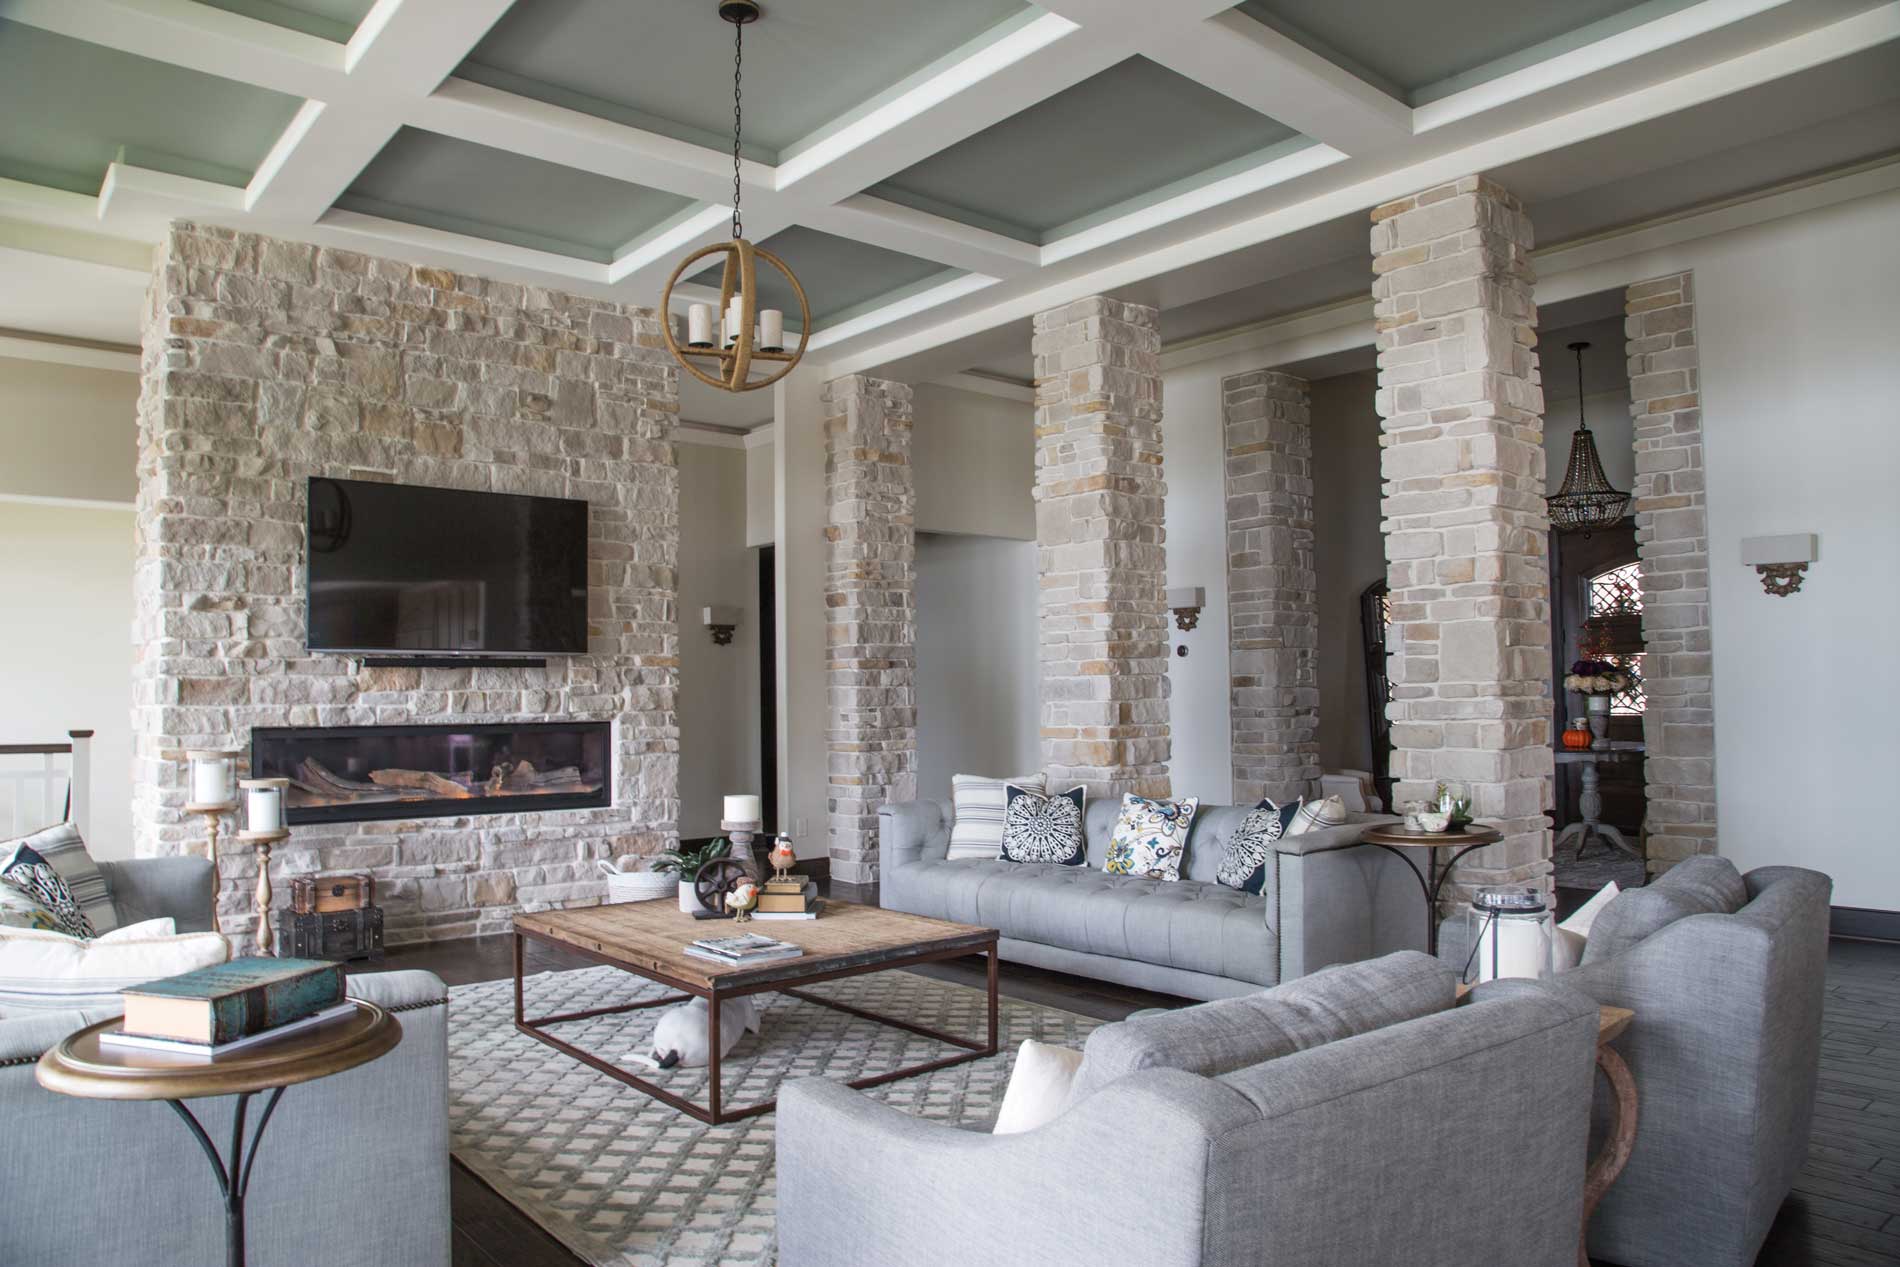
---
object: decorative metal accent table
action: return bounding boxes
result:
[513,899,998,1124]
[1356,823,1504,956]
[36,1002,401,1267]
[1554,742,1645,862]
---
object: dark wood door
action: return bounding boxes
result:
[1548,523,1646,835]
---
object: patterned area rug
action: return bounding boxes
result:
[448,966,1102,1267]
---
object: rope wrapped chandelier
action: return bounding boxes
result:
[1546,340,1630,537]
[659,0,810,393]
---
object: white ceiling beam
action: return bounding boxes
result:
[805,196,1040,279]
[245,0,515,224]
[0,0,345,98]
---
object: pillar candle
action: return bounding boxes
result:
[759,308,784,352]
[725,297,745,347]
[687,303,713,347]
[190,754,231,805]
[247,784,284,833]
[724,794,761,823]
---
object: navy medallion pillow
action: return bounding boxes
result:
[1000,785,1088,865]
[1216,798,1303,895]
[0,841,96,938]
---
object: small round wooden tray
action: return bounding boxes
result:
[36,1000,399,1101]
[1359,824,1503,848]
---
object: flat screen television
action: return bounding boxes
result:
[305,477,588,656]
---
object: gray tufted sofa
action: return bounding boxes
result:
[879,797,1422,1000]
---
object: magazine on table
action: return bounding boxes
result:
[686,931,804,961]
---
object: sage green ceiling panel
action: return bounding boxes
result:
[1235,0,1695,103]
[338,128,696,262]
[689,226,952,325]
[457,0,1029,160]
[868,56,1303,242]
[191,0,378,42]
[0,19,305,195]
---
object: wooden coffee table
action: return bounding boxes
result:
[513,899,999,1124]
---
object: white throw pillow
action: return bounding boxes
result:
[993,1039,1085,1135]
[949,773,1046,860]
[0,924,230,1015]
[99,917,177,941]
[1552,881,1621,972]
[1285,795,1349,836]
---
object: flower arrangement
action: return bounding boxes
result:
[1563,658,1636,696]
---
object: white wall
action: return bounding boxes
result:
[0,356,138,504]
[915,533,1040,801]
[0,502,135,857]
[1683,190,1900,910]
[1309,371,1385,775]
[774,371,829,857]
[911,383,1035,540]
[675,442,764,839]
[1158,357,1234,801]
[745,434,775,548]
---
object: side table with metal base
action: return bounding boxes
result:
[36,1001,401,1267]
[1358,824,1504,956]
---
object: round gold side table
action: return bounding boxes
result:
[36,1001,401,1267]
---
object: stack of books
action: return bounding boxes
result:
[683,932,804,967]
[753,874,821,921]
[100,957,351,1058]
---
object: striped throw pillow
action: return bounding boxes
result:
[948,773,1046,860]
[1285,794,1349,837]
[0,924,229,1015]
[1,822,119,938]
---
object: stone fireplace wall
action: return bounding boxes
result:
[134,223,680,950]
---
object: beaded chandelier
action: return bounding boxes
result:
[1546,340,1629,537]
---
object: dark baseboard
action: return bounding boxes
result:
[800,857,830,885]
[1831,906,1900,943]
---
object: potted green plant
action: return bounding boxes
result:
[652,838,732,914]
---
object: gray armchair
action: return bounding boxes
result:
[778,974,1602,1267]
[0,855,451,1267]
[1562,860,1831,1267]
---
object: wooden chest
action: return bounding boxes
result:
[290,871,374,916]
[283,905,385,964]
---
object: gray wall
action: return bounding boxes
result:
[914,532,1040,801]
[1309,370,1386,777]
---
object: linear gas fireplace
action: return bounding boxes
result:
[251,721,611,825]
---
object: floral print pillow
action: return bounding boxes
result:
[1000,785,1088,865]
[1103,794,1200,882]
[1217,798,1303,895]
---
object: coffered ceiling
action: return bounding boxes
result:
[0,0,1896,401]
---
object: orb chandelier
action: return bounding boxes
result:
[1546,340,1630,537]
[659,0,809,393]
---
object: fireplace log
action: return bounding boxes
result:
[296,759,404,802]
[368,768,472,797]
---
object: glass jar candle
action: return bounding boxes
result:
[240,777,289,833]
[186,750,238,807]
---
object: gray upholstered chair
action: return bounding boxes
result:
[778,954,1603,1267]
[0,855,452,1267]
[1560,857,1831,1267]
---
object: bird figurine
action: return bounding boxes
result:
[725,879,760,923]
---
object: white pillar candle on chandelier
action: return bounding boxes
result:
[185,750,238,807]
[759,308,784,353]
[240,778,289,833]
[724,793,761,823]
[724,297,745,347]
[686,303,714,348]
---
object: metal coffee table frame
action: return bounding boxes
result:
[512,925,1000,1125]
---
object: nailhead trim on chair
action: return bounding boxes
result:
[1,1053,38,1068]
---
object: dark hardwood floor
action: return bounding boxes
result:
[374,885,1900,1267]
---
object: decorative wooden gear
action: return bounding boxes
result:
[694,857,754,913]
[660,238,810,393]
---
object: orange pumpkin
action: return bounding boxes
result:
[1561,722,1593,751]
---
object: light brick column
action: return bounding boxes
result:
[1625,272,1716,873]
[823,375,916,884]
[1033,297,1170,800]
[1371,176,1553,912]
[1223,370,1318,805]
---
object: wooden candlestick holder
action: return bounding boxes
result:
[722,819,764,883]
[235,828,291,956]
[183,801,237,935]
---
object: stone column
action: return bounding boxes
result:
[1223,370,1318,805]
[1033,297,1171,801]
[1625,272,1716,873]
[822,375,916,885]
[1371,176,1553,911]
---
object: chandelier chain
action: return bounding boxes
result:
[731,20,743,240]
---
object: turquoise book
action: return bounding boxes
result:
[120,956,345,1045]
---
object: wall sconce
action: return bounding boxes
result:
[702,605,739,645]
[1740,534,1816,597]
[1166,587,1205,632]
